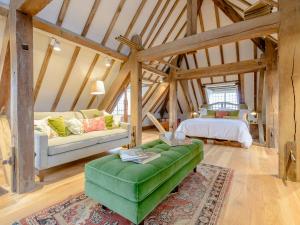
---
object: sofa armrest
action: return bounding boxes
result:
[34,131,48,170]
[120,122,131,143]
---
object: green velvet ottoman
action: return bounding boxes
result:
[85,139,203,224]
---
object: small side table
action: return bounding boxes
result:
[249,122,259,140]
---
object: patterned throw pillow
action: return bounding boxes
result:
[104,115,114,129]
[34,117,58,138]
[215,111,229,118]
[65,118,83,135]
[48,117,70,137]
[82,117,106,132]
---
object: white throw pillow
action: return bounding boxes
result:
[239,109,249,123]
[113,115,122,127]
[34,117,58,138]
[65,118,83,135]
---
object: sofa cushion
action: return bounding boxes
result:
[85,139,203,203]
[34,112,84,120]
[48,133,100,156]
[91,128,128,144]
[48,128,129,156]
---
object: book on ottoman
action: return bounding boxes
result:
[119,148,161,164]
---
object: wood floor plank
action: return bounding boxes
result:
[0,131,300,225]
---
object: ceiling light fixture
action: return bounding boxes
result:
[104,57,111,67]
[50,38,61,52]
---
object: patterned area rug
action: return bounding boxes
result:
[14,164,233,225]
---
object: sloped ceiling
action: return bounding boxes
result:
[0,0,278,114]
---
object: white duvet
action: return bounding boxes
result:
[176,118,253,148]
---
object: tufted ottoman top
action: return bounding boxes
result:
[85,139,203,203]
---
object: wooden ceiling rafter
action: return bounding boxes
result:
[81,0,127,110]
[176,58,266,80]
[147,0,180,48]
[137,12,279,62]
[143,0,171,47]
[51,0,101,111]
[212,0,269,52]
[17,0,52,16]
[139,0,162,38]
[116,0,147,52]
[56,0,70,26]
[33,0,70,104]
[89,0,148,108]
[214,3,226,82]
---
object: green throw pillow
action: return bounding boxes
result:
[201,115,215,118]
[48,117,70,137]
[207,110,216,117]
[228,110,240,117]
[104,115,114,129]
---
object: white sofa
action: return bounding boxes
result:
[34,111,130,180]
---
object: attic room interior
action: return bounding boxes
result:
[0,0,299,224]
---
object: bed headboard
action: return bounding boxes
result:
[201,102,248,110]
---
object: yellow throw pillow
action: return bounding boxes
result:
[48,117,70,137]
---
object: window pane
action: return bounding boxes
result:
[205,85,239,106]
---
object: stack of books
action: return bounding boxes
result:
[244,1,272,20]
[119,148,161,164]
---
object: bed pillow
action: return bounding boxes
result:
[216,111,229,118]
[82,117,106,132]
[65,118,83,135]
[200,115,215,118]
[198,108,207,117]
[207,110,216,117]
[223,116,239,120]
[228,110,240,117]
[48,117,70,137]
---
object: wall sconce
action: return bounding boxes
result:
[50,38,61,52]
[91,80,105,95]
[104,57,111,67]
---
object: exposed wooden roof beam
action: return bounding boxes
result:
[56,0,70,26]
[213,0,269,51]
[117,0,147,52]
[0,4,127,61]
[147,0,180,48]
[176,59,266,80]
[260,0,278,8]
[52,0,101,111]
[143,0,171,47]
[137,12,279,62]
[140,1,162,38]
[33,18,127,61]
[142,64,168,77]
[33,0,69,104]
[17,0,52,16]
[101,0,126,45]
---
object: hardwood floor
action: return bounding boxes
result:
[0,130,299,225]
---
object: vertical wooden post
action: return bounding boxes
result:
[278,0,300,181]
[257,67,265,144]
[265,39,278,148]
[130,35,142,147]
[169,68,177,132]
[124,88,128,123]
[187,0,197,36]
[9,1,35,193]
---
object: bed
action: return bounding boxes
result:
[176,102,253,148]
